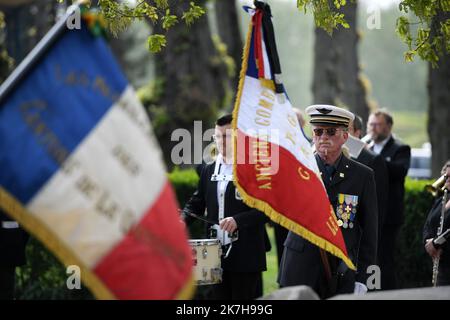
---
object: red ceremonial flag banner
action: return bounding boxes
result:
[232,3,355,270]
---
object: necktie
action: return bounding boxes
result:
[324,164,336,182]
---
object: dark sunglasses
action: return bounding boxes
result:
[313,128,343,137]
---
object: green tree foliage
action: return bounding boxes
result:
[396,0,450,66]
[0,11,14,82]
[81,0,205,53]
[297,0,350,33]
[296,0,450,65]
[69,1,449,63]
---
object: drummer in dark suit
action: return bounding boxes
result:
[183,114,268,300]
[278,105,378,299]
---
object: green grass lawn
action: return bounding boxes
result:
[262,225,280,296]
[391,111,428,148]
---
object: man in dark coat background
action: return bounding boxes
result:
[367,109,411,290]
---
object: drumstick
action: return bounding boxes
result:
[181,210,219,226]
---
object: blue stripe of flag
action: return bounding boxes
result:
[246,26,258,79]
[0,24,127,204]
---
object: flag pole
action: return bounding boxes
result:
[0,4,79,105]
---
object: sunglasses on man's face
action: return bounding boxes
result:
[313,128,343,137]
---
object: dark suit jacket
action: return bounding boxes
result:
[279,154,378,292]
[356,148,389,235]
[423,198,450,268]
[376,136,411,226]
[0,210,28,267]
[183,162,269,273]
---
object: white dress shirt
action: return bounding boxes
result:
[371,136,390,155]
[214,156,233,221]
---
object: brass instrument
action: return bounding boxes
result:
[425,174,447,197]
[432,185,448,287]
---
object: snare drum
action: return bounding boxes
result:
[189,239,222,285]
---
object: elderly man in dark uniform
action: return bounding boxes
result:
[278,105,378,299]
[183,114,268,300]
[0,209,28,300]
[366,109,411,290]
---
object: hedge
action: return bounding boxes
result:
[396,178,435,288]
[14,169,436,298]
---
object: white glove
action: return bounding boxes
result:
[354,282,368,294]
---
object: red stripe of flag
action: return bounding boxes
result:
[252,11,265,78]
[93,181,192,299]
[235,129,348,255]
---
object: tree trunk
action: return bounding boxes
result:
[214,0,243,90]
[0,9,13,82]
[312,1,369,129]
[428,9,450,177]
[1,0,58,64]
[150,0,228,167]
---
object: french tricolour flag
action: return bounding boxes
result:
[232,2,354,270]
[0,9,193,299]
